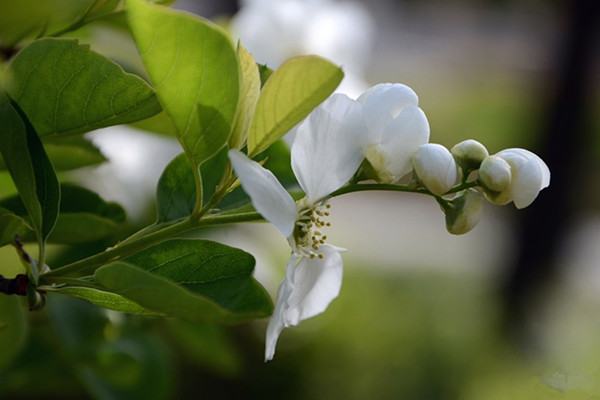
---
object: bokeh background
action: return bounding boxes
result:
[1,0,600,398]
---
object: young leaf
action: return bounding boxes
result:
[0,93,60,269]
[229,44,260,150]
[95,239,273,324]
[3,38,162,137]
[247,55,343,157]
[126,0,240,168]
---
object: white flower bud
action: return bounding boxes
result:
[479,155,511,192]
[494,148,550,209]
[411,143,458,196]
[444,189,484,235]
[451,139,488,173]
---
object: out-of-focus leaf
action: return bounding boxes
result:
[0,136,106,171]
[247,55,343,157]
[0,0,93,47]
[47,295,174,399]
[0,208,30,247]
[0,93,59,280]
[165,319,242,377]
[55,286,163,316]
[0,184,125,244]
[42,137,106,170]
[4,38,162,137]
[0,296,26,372]
[126,0,240,168]
[95,239,272,324]
[156,153,196,223]
[229,44,260,150]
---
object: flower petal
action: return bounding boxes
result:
[412,143,458,196]
[380,105,430,180]
[496,148,550,209]
[357,83,420,143]
[265,255,296,361]
[229,150,297,237]
[291,94,368,203]
[284,244,344,326]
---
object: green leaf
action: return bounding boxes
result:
[0,136,106,171]
[54,286,163,316]
[41,137,106,170]
[126,0,240,168]
[0,0,94,47]
[258,63,274,87]
[0,295,26,372]
[247,55,343,157]
[47,295,174,399]
[95,239,272,324]
[0,93,60,268]
[130,110,177,136]
[0,208,31,247]
[229,44,260,150]
[0,184,125,244]
[156,153,196,223]
[4,38,162,137]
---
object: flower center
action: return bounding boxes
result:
[295,202,331,259]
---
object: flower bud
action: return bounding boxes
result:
[479,155,511,192]
[451,139,488,174]
[443,189,484,235]
[411,143,457,196]
[494,148,550,209]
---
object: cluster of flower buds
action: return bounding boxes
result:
[352,84,550,235]
[407,139,550,234]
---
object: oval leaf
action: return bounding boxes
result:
[126,0,240,167]
[247,55,343,157]
[95,239,272,324]
[4,37,162,137]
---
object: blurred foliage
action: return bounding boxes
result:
[2,266,597,399]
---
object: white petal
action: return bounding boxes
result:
[229,150,297,237]
[265,255,296,361]
[291,94,368,204]
[412,143,458,196]
[284,244,344,326]
[496,148,550,209]
[380,105,430,180]
[357,83,420,143]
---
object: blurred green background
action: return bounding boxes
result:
[1,0,600,398]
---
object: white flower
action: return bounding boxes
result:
[357,83,430,183]
[411,143,458,196]
[228,94,367,361]
[481,148,550,209]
